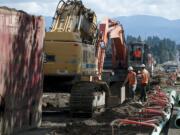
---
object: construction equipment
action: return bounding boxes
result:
[70,18,128,115]
[128,42,154,75]
[44,0,98,92]
[43,0,128,115]
[100,19,128,102]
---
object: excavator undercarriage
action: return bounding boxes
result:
[70,81,111,116]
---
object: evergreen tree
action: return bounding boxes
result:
[126,35,177,64]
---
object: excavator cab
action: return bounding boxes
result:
[128,42,148,72]
[128,41,154,76]
[130,44,144,63]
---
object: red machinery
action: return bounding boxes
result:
[96,18,128,78]
[70,18,128,115]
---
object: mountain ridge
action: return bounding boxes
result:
[44,15,180,43]
[115,15,180,43]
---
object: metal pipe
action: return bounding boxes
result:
[146,106,163,109]
[111,89,175,135]
[174,109,180,128]
[121,120,156,128]
[144,119,159,124]
[149,101,167,107]
[151,109,171,135]
[142,109,165,116]
[169,90,176,105]
[111,119,157,128]
[176,94,180,105]
[151,90,176,135]
[149,95,168,101]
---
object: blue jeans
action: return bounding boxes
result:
[140,84,147,102]
[129,85,136,99]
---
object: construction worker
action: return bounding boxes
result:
[133,48,142,60]
[169,72,177,86]
[139,64,150,102]
[123,66,137,100]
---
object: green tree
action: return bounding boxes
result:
[126,35,177,64]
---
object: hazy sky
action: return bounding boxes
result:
[0,0,180,20]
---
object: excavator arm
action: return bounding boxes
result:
[96,18,128,79]
[50,0,97,44]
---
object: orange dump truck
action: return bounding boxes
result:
[0,7,44,135]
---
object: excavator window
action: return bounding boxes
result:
[44,54,55,63]
[133,48,142,60]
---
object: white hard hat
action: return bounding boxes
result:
[128,66,133,71]
[141,64,145,68]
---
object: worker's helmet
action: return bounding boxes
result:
[141,64,145,68]
[128,66,133,71]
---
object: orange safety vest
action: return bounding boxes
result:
[127,71,137,86]
[171,72,177,81]
[141,69,149,84]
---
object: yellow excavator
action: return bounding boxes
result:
[44,0,128,116]
[44,0,98,91]
[44,0,106,115]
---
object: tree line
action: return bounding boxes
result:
[126,35,177,64]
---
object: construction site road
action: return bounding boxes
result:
[17,72,180,135]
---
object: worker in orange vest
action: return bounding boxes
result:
[169,72,177,86]
[139,64,150,102]
[123,66,137,100]
[133,48,142,60]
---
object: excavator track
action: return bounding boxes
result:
[70,82,106,117]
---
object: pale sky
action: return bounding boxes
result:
[0,0,180,20]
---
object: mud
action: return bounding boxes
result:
[18,71,180,135]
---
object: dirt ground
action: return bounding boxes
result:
[168,107,180,135]
[16,72,180,135]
